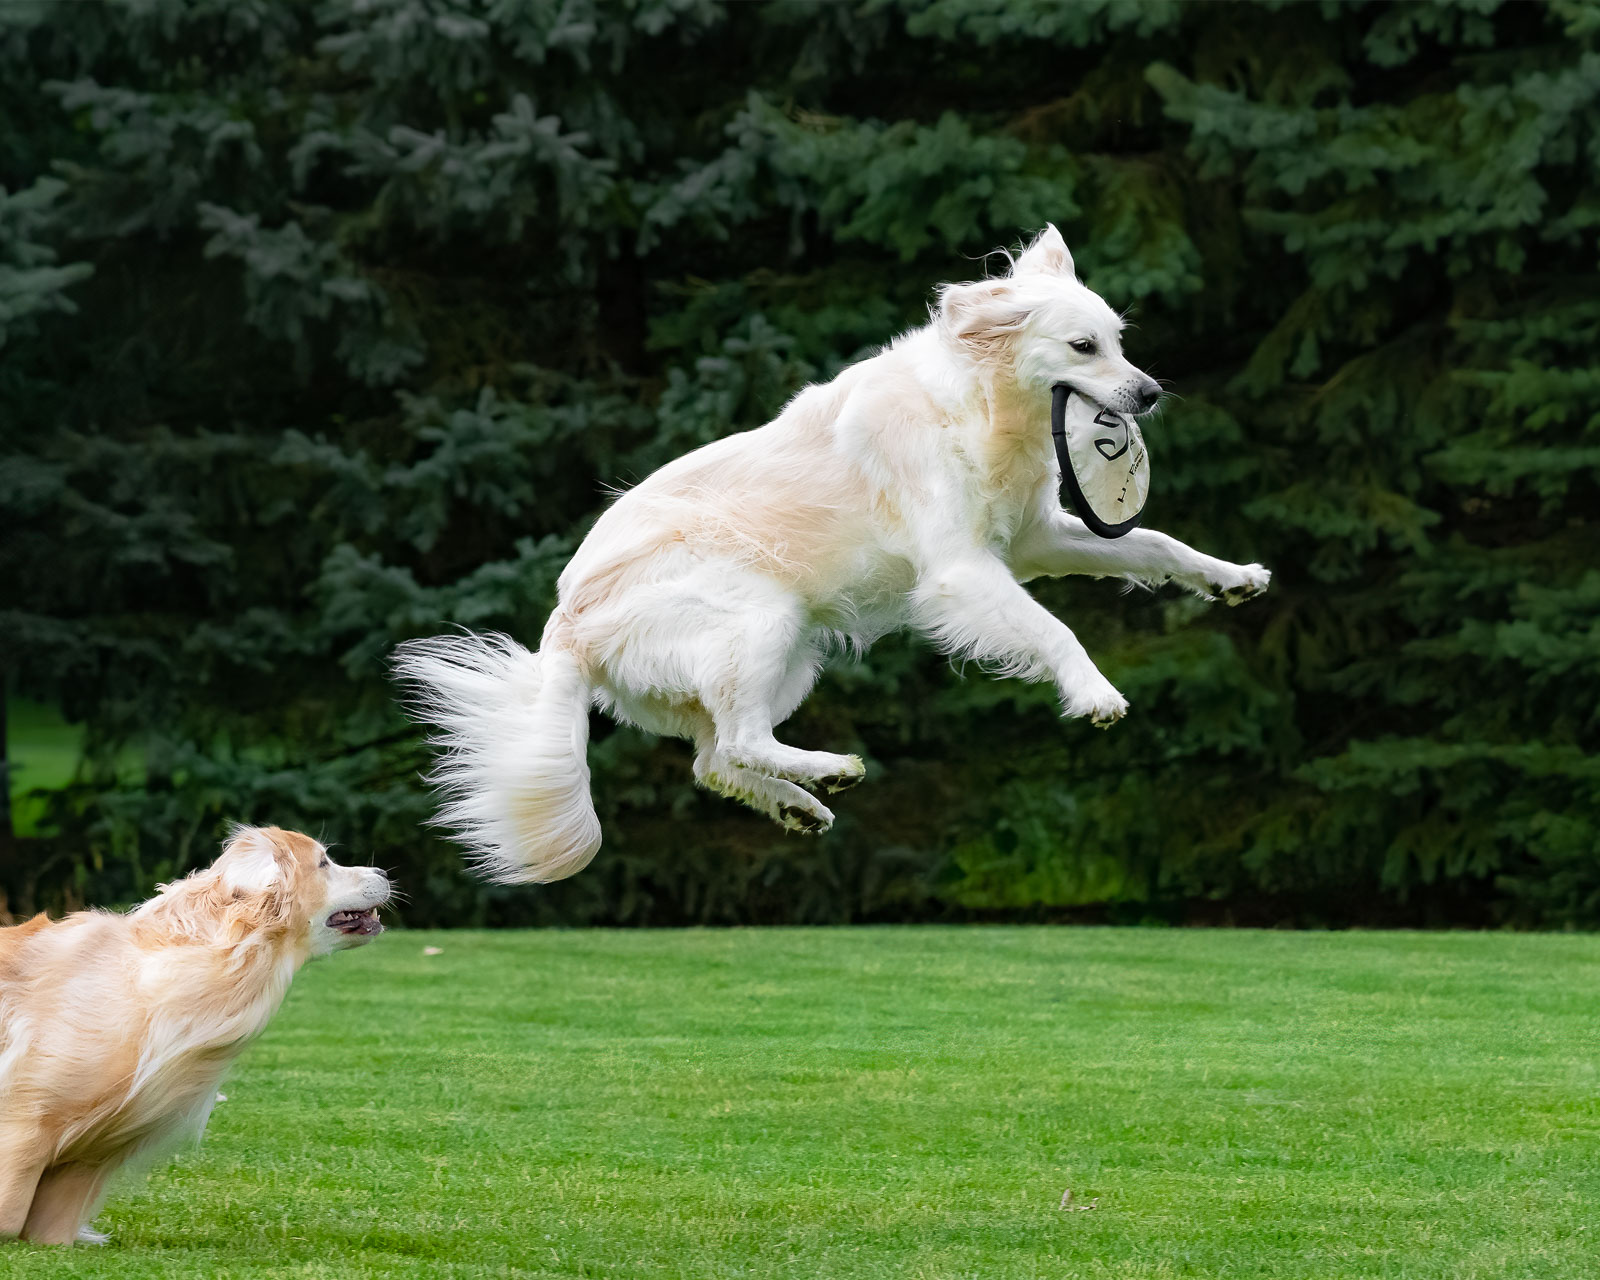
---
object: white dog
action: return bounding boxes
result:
[398,227,1269,884]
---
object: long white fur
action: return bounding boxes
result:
[397,633,600,884]
[395,226,1270,884]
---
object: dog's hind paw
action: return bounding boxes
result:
[704,767,836,833]
[817,755,866,794]
[771,778,835,833]
[777,801,833,835]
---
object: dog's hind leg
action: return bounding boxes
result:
[682,654,858,835]
[731,740,866,796]
[600,564,862,825]
[693,742,836,834]
[697,615,865,804]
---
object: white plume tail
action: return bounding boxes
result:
[394,632,602,884]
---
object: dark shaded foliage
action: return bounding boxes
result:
[2,0,1596,926]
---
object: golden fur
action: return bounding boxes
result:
[0,827,389,1246]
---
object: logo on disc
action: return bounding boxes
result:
[1051,387,1150,539]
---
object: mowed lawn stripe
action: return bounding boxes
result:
[11,927,1599,1278]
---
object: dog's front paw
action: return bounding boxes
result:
[1063,680,1128,729]
[1197,562,1270,606]
[1222,563,1270,606]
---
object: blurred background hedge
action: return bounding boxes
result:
[3,0,1597,927]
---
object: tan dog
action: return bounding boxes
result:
[0,827,389,1245]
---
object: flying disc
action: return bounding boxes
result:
[1051,384,1149,539]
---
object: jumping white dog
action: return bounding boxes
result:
[397,227,1269,884]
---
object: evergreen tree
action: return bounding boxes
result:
[2,0,1595,925]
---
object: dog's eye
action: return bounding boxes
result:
[1070,339,1096,355]
[318,856,331,869]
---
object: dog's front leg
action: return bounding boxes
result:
[21,1162,112,1246]
[910,554,1127,725]
[0,1124,49,1240]
[1010,511,1271,604]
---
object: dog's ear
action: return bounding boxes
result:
[218,827,286,895]
[937,278,1030,358]
[214,827,303,934]
[1012,224,1074,278]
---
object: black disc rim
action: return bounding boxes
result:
[1051,382,1144,540]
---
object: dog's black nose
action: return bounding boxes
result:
[1135,378,1162,412]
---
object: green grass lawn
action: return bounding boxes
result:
[9,927,1599,1278]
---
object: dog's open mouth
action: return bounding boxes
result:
[327,907,383,936]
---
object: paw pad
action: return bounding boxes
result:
[817,756,866,794]
[777,804,831,835]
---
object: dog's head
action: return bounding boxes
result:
[936,225,1161,416]
[161,826,391,957]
